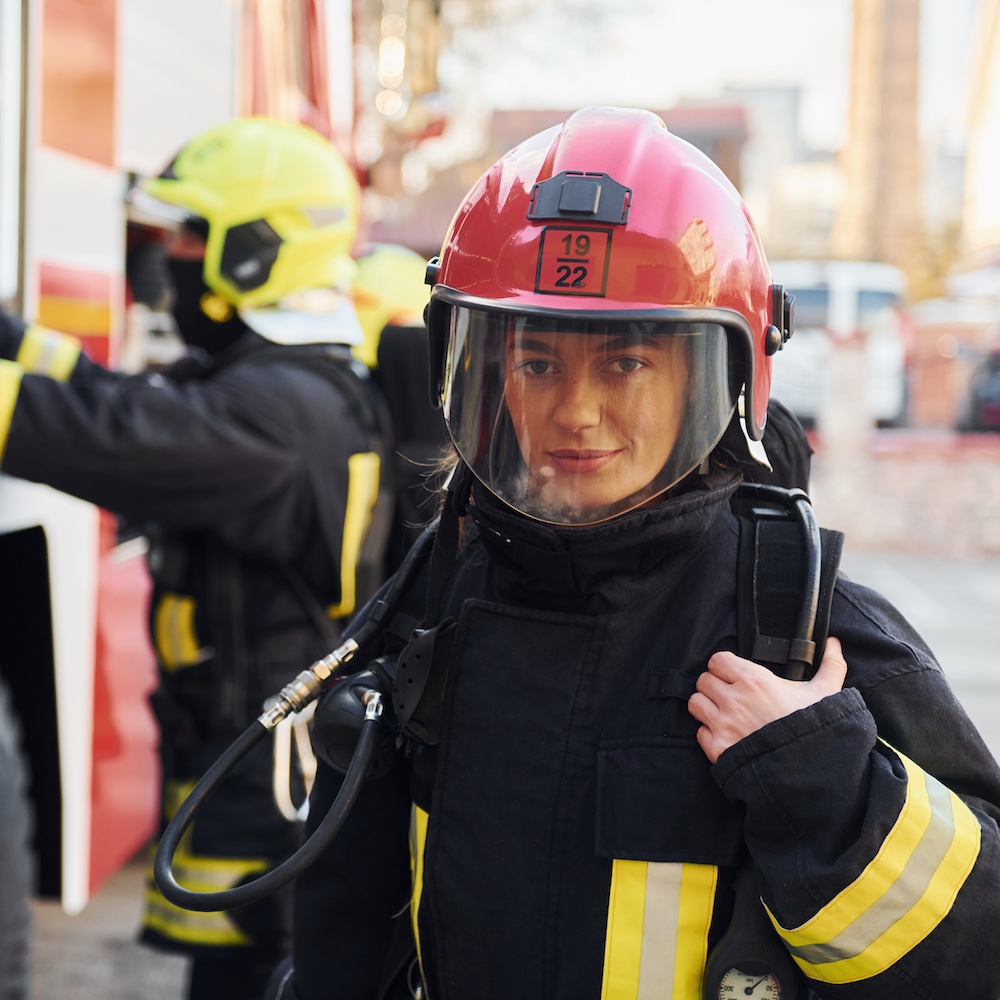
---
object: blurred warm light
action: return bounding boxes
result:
[936,333,960,359]
[376,89,404,116]
[401,150,431,195]
[378,36,406,88]
[381,13,406,37]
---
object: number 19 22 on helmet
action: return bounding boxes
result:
[426,106,795,525]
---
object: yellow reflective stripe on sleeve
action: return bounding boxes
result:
[0,360,24,464]
[601,860,717,1000]
[768,750,982,984]
[326,451,380,619]
[141,782,270,947]
[17,324,81,380]
[153,593,204,671]
[409,805,429,970]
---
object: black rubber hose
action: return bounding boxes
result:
[153,710,379,911]
[790,493,822,648]
[152,521,442,911]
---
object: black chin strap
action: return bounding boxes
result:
[422,462,472,628]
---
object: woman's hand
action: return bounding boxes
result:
[687,637,848,764]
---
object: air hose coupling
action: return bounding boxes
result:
[258,637,361,730]
[363,689,384,719]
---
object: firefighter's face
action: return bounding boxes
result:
[503,328,687,518]
[163,222,247,355]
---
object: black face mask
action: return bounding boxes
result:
[165,257,250,356]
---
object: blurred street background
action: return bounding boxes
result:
[7,0,1000,995]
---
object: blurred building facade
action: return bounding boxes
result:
[365,102,752,258]
[723,85,841,260]
[901,0,1000,431]
[830,0,925,274]
[964,0,1000,266]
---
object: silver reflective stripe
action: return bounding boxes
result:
[785,774,954,966]
[636,863,683,995]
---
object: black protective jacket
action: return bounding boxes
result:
[292,474,1000,1000]
[0,313,378,684]
[0,312,382,957]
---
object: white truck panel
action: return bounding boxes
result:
[118,0,240,176]
[0,477,99,915]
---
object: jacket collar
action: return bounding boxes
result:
[467,467,740,614]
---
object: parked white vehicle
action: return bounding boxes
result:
[768,260,912,429]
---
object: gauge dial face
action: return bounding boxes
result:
[717,967,781,998]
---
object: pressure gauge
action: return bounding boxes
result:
[716,965,782,998]
[702,867,801,1000]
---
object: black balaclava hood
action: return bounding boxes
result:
[165,256,251,357]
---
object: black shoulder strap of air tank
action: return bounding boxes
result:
[239,343,398,617]
[734,487,845,679]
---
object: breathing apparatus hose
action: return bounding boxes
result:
[152,521,440,912]
[788,488,822,654]
[153,698,381,911]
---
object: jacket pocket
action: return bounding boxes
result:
[596,737,744,866]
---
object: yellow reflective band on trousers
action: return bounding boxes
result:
[0,361,24,464]
[326,451,380,620]
[154,593,203,671]
[409,805,429,972]
[767,749,982,984]
[601,860,718,1000]
[17,324,81,380]
[141,781,269,946]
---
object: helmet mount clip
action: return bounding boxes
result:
[766,284,795,356]
[527,171,632,225]
[765,325,783,356]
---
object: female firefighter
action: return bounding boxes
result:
[279,107,1000,1000]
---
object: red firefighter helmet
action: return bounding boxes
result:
[426,106,791,525]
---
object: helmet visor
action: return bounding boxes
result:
[444,309,736,525]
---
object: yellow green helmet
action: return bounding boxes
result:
[350,243,431,368]
[142,117,360,310]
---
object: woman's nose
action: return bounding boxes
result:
[552,374,601,431]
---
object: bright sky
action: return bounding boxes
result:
[442,0,980,152]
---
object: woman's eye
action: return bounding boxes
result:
[516,359,551,376]
[611,357,644,374]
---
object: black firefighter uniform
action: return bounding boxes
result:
[0,315,383,961]
[293,477,1000,1000]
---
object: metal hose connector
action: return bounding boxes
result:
[258,637,361,730]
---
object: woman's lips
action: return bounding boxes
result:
[547,449,620,474]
